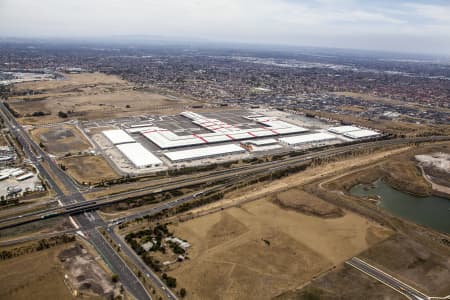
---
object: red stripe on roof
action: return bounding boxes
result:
[247,132,256,137]
[192,134,208,143]
[269,129,279,134]
[225,134,235,140]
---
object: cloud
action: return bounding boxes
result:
[0,0,449,54]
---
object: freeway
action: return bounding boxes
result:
[3,135,449,230]
[347,257,429,300]
[1,99,449,300]
[0,102,157,300]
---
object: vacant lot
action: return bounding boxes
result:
[274,189,344,218]
[9,72,195,124]
[360,234,450,297]
[59,243,120,299]
[30,125,91,155]
[0,244,76,300]
[59,155,120,185]
[169,199,391,300]
[275,263,405,300]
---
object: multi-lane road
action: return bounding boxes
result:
[0,102,156,300]
[347,257,430,300]
[1,100,449,300]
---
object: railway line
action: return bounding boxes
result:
[1,99,449,300]
[1,135,448,231]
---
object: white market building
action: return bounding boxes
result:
[116,143,163,168]
[327,126,361,134]
[278,133,337,146]
[164,144,246,162]
[103,129,136,145]
[343,129,381,139]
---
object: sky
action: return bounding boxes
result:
[0,0,450,55]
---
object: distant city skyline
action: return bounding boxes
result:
[1,0,449,55]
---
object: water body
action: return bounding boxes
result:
[350,180,450,234]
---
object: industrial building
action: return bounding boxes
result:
[279,133,337,146]
[343,129,381,139]
[96,110,382,172]
[116,143,163,168]
[16,172,34,181]
[328,126,361,134]
[135,111,308,149]
[164,144,246,162]
[244,138,278,146]
[103,129,136,145]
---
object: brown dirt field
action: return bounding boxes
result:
[168,199,391,300]
[9,72,196,124]
[0,243,77,300]
[59,155,120,185]
[274,189,344,218]
[360,234,450,297]
[275,264,405,300]
[30,125,91,155]
[12,72,127,92]
[59,243,119,299]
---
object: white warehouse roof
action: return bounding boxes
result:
[103,130,135,145]
[164,144,246,162]
[140,112,309,149]
[116,143,163,168]
[344,129,381,139]
[328,126,361,134]
[279,133,337,145]
[245,138,278,146]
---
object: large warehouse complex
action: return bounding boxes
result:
[135,111,309,149]
[96,110,382,172]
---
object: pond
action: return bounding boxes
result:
[350,180,450,234]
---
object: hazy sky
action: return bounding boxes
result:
[1,0,450,54]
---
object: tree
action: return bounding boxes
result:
[58,111,68,118]
[180,288,187,298]
[111,274,119,283]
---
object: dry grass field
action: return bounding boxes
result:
[12,72,127,92]
[0,241,121,300]
[168,198,391,300]
[275,264,405,300]
[274,189,344,218]
[30,125,91,155]
[360,234,450,297]
[59,155,120,185]
[9,73,196,124]
[0,244,76,300]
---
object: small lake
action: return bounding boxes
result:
[350,180,450,234]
